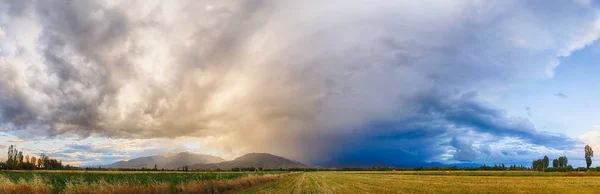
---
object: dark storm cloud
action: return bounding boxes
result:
[451,137,478,162]
[311,91,579,165]
[0,0,598,165]
[417,92,578,149]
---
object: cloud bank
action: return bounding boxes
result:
[0,0,599,165]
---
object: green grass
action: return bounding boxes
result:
[241,171,600,193]
[0,171,281,193]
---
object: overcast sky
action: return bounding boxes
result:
[1,0,600,167]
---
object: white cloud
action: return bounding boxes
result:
[579,130,600,148]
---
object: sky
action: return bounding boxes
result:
[0,0,600,167]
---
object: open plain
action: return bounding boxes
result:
[242,171,600,194]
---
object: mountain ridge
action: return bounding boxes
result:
[187,153,310,170]
[103,152,225,169]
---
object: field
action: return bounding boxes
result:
[3,171,600,193]
[0,171,287,194]
[243,171,600,193]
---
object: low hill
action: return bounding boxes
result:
[188,153,309,170]
[103,152,225,169]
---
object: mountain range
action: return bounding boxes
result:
[103,152,309,170]
[103,152,225,169]
[188,153,309,170]
[103,152,479,170]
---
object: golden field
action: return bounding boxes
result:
[242,171,600,194]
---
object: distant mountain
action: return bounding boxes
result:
[103,152,225,169]
[163,152,226,169]
[188,153,309,170]
[103,155,168,169]
[317,161,484,168]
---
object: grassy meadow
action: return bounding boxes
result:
[4,170,600,193]
[243,171,600,194]
[0,171,288,194]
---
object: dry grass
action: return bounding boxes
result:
[178,174,288,194]
[0,175,53,194]
[243,171,600,194]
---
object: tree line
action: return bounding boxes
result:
[531,155,571,172]
[530,145,596,172]
[0,145,67,170]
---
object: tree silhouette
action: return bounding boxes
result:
[558,156,568,167]
[532,159,545,171]
[17,151,23,164]
[542,156,549,171]
[7,145,19,169]
[585,145,594,169]
[4,145,64,170]
[30,156,37,166]
[552,159,559,168]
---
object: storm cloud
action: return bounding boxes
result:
[0,0,599,165]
